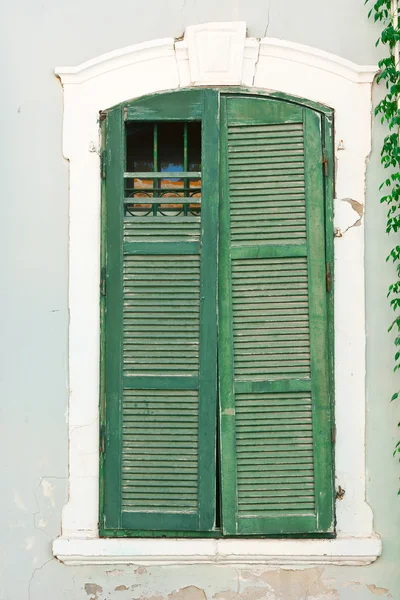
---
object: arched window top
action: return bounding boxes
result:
[106,87,334,119]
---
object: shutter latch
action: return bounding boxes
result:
[322,149,329,177]
[326,262,331,293]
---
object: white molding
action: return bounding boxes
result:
[55,39,176,85]
[185,21,246,85]
[54,22,380,565]
[55,31,377,89]
[259,38,377,84]
[54,536,382,567]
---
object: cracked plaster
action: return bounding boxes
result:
[334,198,364,237]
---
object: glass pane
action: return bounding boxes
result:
[124,121,201,217]
[188,122,201,171]
[126,123,153,172]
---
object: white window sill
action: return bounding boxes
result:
[53,535,382,566]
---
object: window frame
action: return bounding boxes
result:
[53,24,381,565]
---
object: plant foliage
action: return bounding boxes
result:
[366,0,400,479]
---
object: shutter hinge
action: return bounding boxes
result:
[101,151,107,179]
[100,424,106,454]
[331,425,336,444]
[100,267,106,297]
[326,262,332,293]
[322,149,329,177]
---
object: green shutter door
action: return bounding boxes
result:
[101,91,219,533]
[219,95,334,535]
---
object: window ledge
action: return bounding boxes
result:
[53,535,382,566]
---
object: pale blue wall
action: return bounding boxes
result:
[1,1,399,598]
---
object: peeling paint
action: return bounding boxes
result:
[37,518,47,528]
[239,568,339,600]
[343,581,361,591]
[214,592,238,600]
[134,566,148,575]
[24,537,34,551]
[336,485,346,500]
[343,198,364,218]
[115,584,129,591]
[334,197,364,237]
[214,586,274,600]
[367,584,392,597]
[14,491,28,511]
[106,569,124,577]
[40,480,55,507]
[168,587,207,600]
[84,583,103,599]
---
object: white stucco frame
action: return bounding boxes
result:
[53,22,382,566]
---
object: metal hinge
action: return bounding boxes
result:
[100,425,106,454]
[326,262,331,293]
[331,425,336,444]
[100,267,106,297]
[100,151,107,179]
[322,149,329,177]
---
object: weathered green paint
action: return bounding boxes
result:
[123,375,199,390]
[231,245,307,260]
[218,96,239,535]
[102,106,125,531]
[304,108,334,532]
[102,88,218,536]
[322,113,336,481]
[125,89,204,121]
[101,89,334,538]
[99,113,107,530]
[123,241,200,254]
[124,197,201,205]
[219,95,334,536]
[226,95,303,125]
[124,171,201,178]
[197,89,220,531]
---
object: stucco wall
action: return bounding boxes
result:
[1,1,399,598]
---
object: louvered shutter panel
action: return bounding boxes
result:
[219,96,334,535]
[102,91,219,533]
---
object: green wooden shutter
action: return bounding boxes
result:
[219,95,334,535]
[101,91,219,534]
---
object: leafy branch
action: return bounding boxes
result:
[366,0,400,479]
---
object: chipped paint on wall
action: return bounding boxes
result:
[40,480,56,508]
[84,583,103,599]
[366,584,392,597]
[334,198,364,237]
[13,492,28,511]
[168,587,208,600]
[106,569,124,577]
[236,568,339,600]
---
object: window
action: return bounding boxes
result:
[54,24,381,565]
[100,89,334,538]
